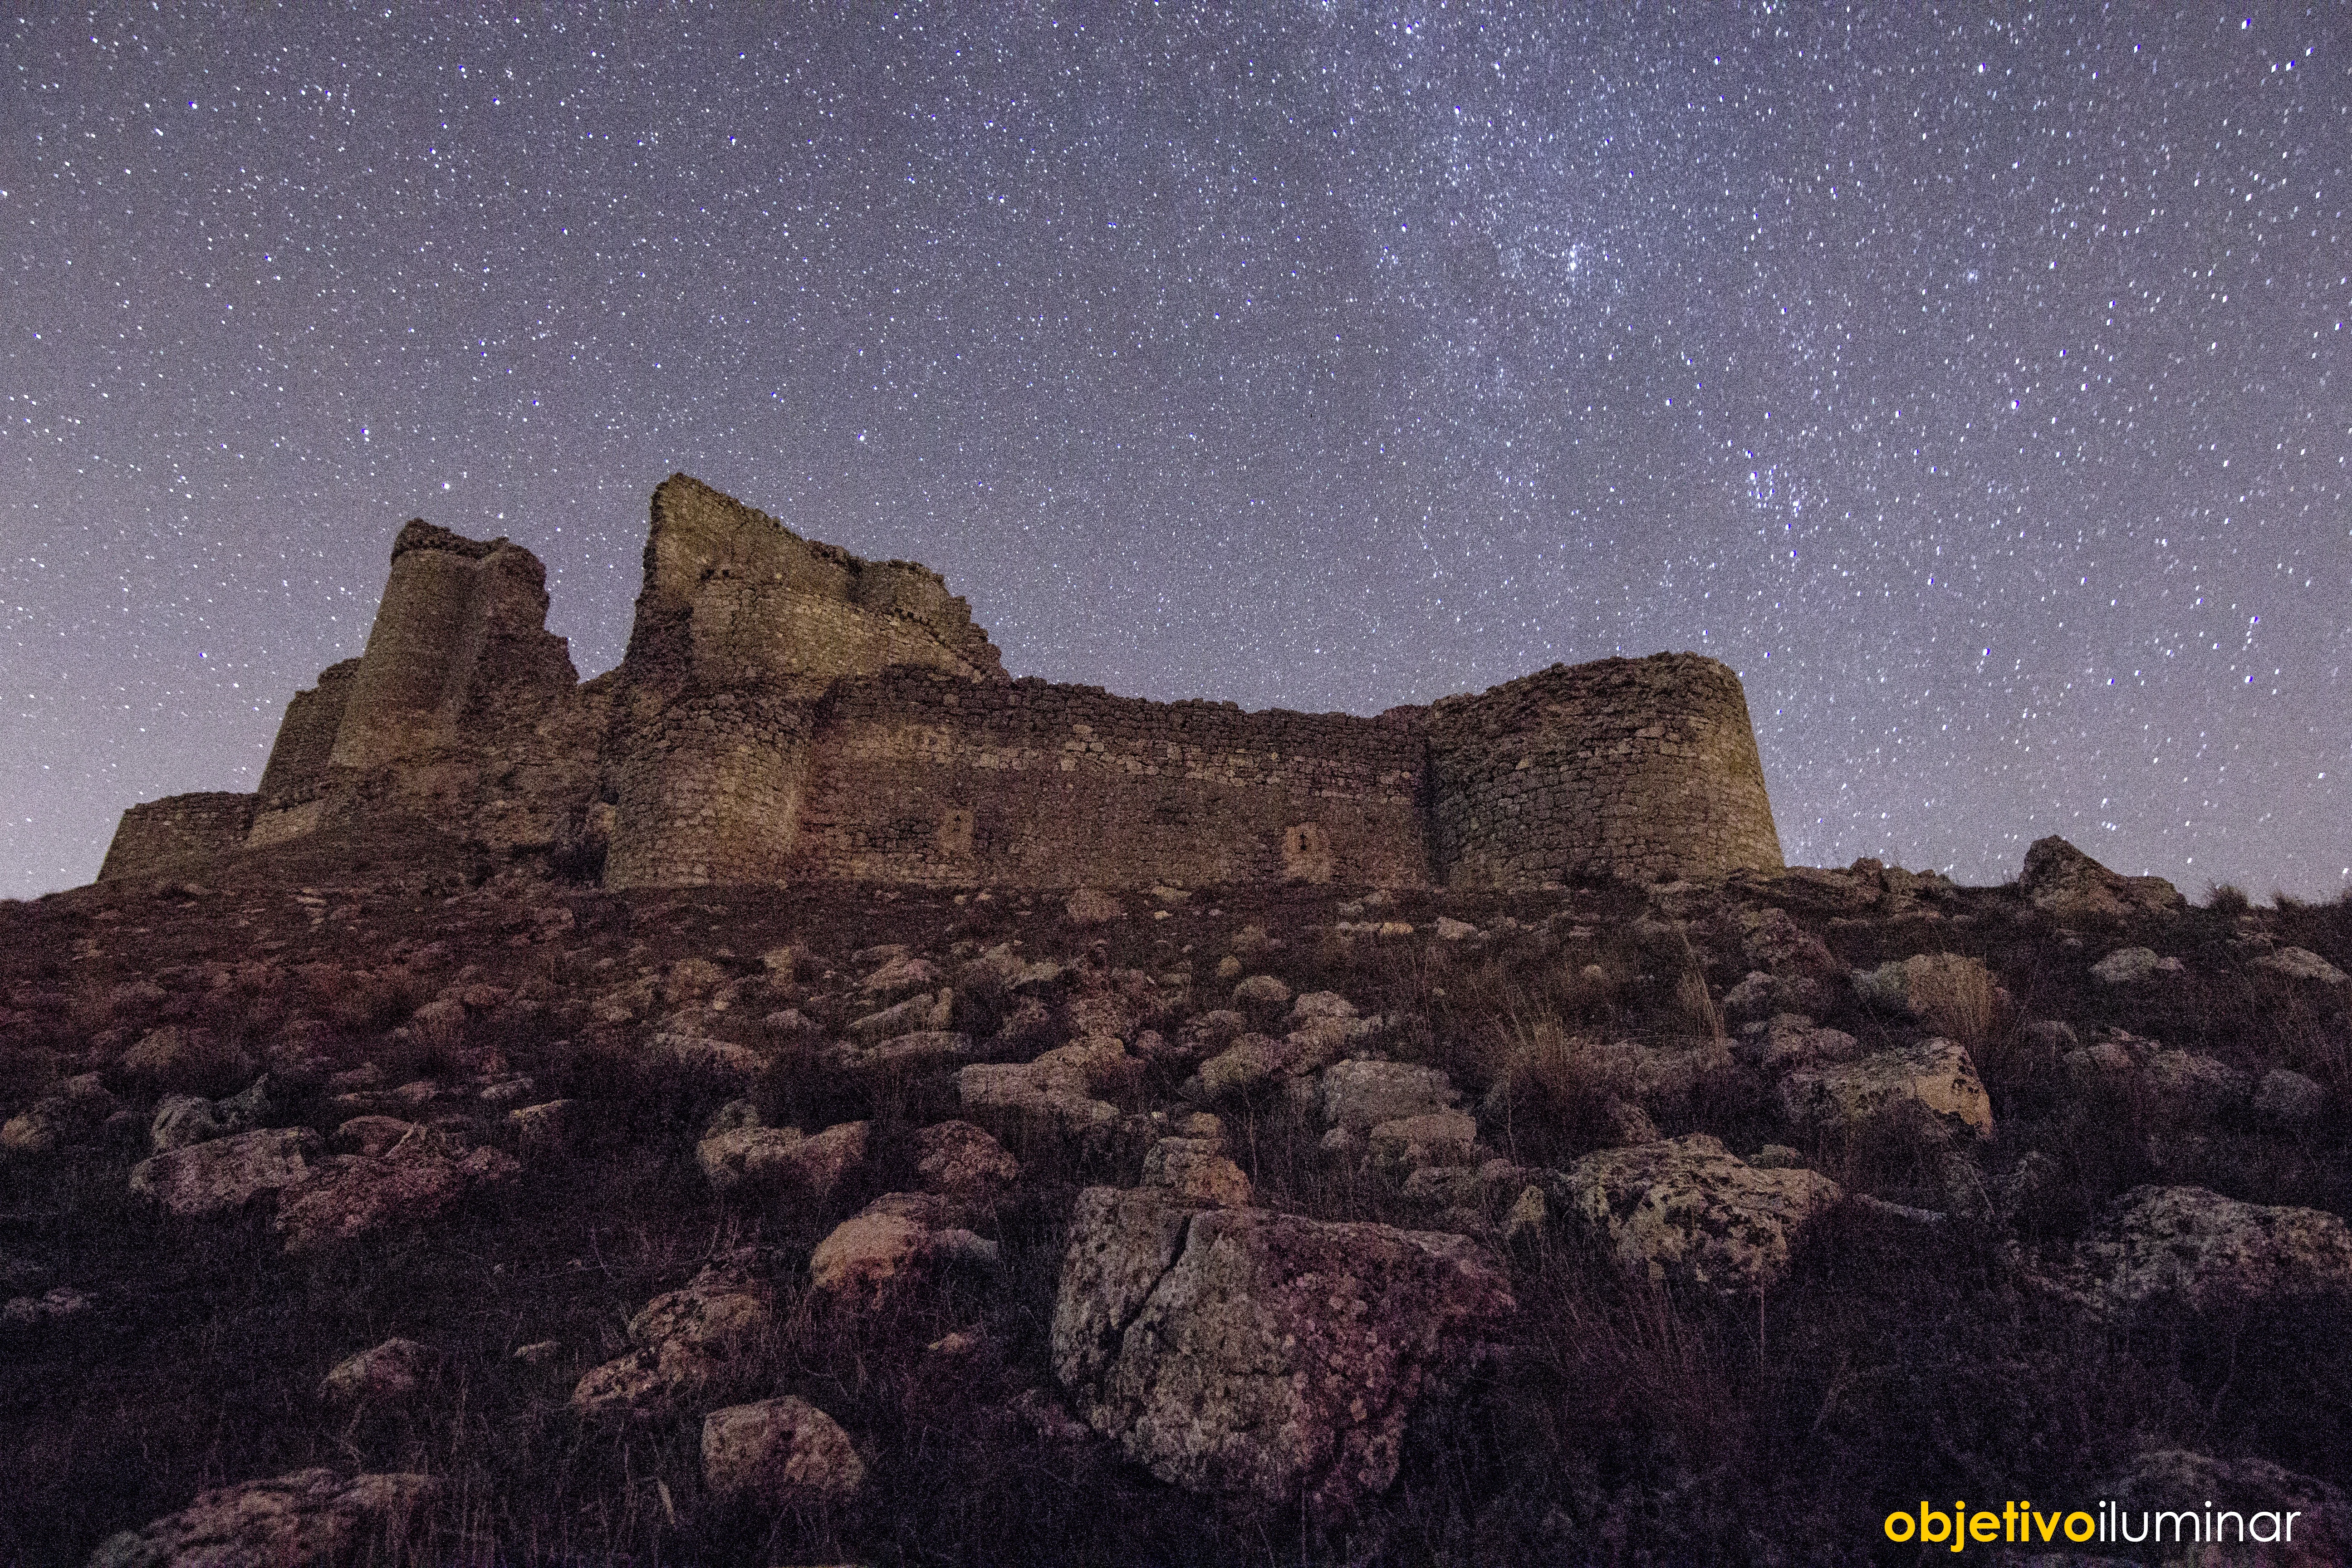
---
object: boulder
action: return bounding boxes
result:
[957,1039,1131,1149]
[1780,1039,1994,1140]
[2090,946,2182,984]
[2062,1032,2250,1113]
[809,1193,997,1298]
[1852,951,2000,1037]
[131,1128,326,1219]
[1138,1138,1252,1207]
[2019,836,2186,921]
[1230,974,1292,1009]
[273,1139,520,1254]
[149,1095,223,1153]
[846,991,952,1040]
[1051,1186,1515,1520]
[320,1338,433,1407]
[697,1117,869,1205]
[2257,946,2351,986]
[3,1075,118,1154]
[1735,1015,1862,1073]
[2062,1185,2352,1319]
[506,1099,579,1158]
[701,1396,867,1509]
[1319,1060,1458,1134]
[333,1116,419,1156]
[1367,1111,1481,1176]
[1559,1135,1843,1296]
[88,1469,440,1568]
[121,1026,256,1093]
[911,1120,1021,1202]
[859,953,944,1000]
[569,1260,775,1421]
[2254,1068,2327,1127]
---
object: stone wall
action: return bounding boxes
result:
[328,523,575,773]
[606,691,813,889]
[255,659,359,806]
[104,476,1791,893]
[1426,654,1784,887]
[622,474,1004,696]
[784,671,1432,889]
[97,792,257,882]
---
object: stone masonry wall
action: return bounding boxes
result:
[606,691,814,889]
[623,474,1003,696]
[254,659,359,805]
[97,792,258,882]
[106,477,1790,893]
[786,671,1431,889]
[1426,654,1784,887]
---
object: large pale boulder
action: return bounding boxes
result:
[701,1396,867,1508]
[2062,1185,2352,1319]
[1780,1038,1993,1140]
[2257,945,2351,986]
[569,1260,775,1421]
[130,1128,326,1219]
[1051,1186,1515,1521]
[1559,1135,1844,1296]
[1853,951,2001,1038]
[88,1469,440,1568]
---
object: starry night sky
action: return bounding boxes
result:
[5,5,2346,901]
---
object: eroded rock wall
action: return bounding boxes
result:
[96,792,258,882]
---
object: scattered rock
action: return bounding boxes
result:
[3,1075,118,1154]
[2062,1185,2352,1319]
[570,1259,776,1421]
[698,1115,869,1204]
[1852,951,2001,1036]
[1139,1138,1252,1206]
[860,953,944,1000]
[701,1396,867,1509]
[1230,974,1292,1009]
[2254,1068,2327,1127]
[121,1026,256,1093]
[511,1340,561,1366]
[958,1039,1131,1150]
[333,1116,419,1156]
[1780,1039,1993,1140]
[1432,917,1479,942]
[846,991,952,1040]
[88,1469,441,1568]
[1320,1059,1459,1134]
[507,1099,580,1157]
[2062,1033,2250,1113]
[2090,946,2182,984]
[1367,1110,1481,1176]
[1559,1135,1843,1295]
[809,1193,997,1298]
[320,1338,433,1407]
[911,1120,1021,1202]
[131,1128,327,1220]
[2257,946,2350,986]
[1051,1186,1515,1521]
[273,1137,520,1254]
[1735,1014,1862,1073]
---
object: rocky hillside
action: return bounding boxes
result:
[3,822,2349,1565]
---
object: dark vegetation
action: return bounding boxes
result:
[2,822,2349,1564]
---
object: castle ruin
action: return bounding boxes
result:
[100,475,1787,891]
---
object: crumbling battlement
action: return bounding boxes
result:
[98,475,1787,891]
